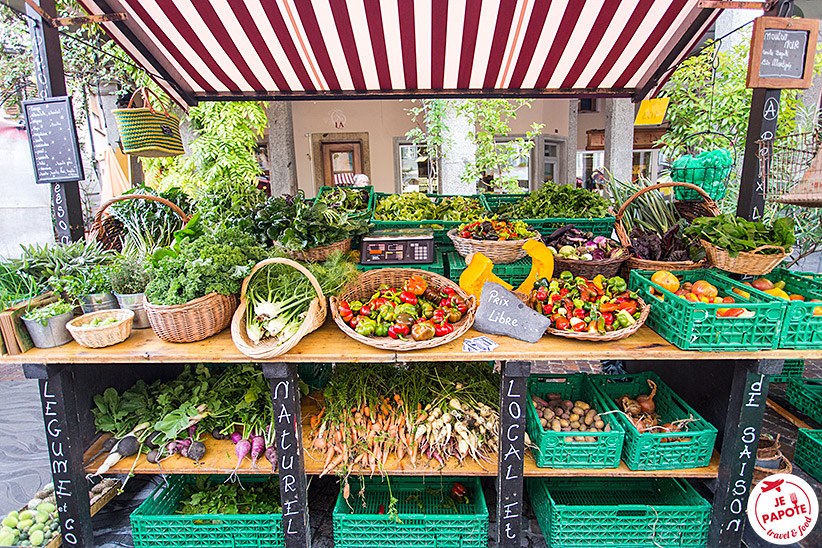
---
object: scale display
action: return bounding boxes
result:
[359,228,435,265]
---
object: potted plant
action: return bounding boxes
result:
[110,256,152,329]
[21,300,75,348]
[49,264,117,313]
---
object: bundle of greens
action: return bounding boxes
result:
[373,192,487,222]
[684,215,795,256]
[252,191,369,250]
[145,215,267,306]
[12,240,115,286]
[109,185,193,254]
[629,223,705,263]
[22,301,74,326]
[315,187,371,215]
[48,264,112,301]
[243,252,357,345]
[495,182,610,219]
[176,477,281,515]
[0,262,40,312]
[109,255,152,295]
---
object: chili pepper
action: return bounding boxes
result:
[570,317,587,332]
[535,287,548,301]
[460,230,470,238]
[411,320,436,341]
[615,309,636,328]
[420,301,434,319]
[601,312,614,325]
[349,300,363,314]
[572,308,586,319]
[554,317,571,330]
[599,302,618,313]
[396,303,418,317]
[434,322,453,337]
[593,274,606,292]
[375,323,390,337]
[588,319,598,333]
[560,271,574,283]
[550,293,562,303]
[354,316,377,336]
[399,291,418,305]
[596,316,606,333]
[615,296,628,304]
[378,504,386,515]
[404,275,428,295]
[388,323,410,339]
[617,301,637,315]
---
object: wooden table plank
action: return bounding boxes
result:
[4,316,820,365]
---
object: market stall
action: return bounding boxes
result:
[6,1,822,548]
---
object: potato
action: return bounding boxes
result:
[584,410,596,426]
[554,406,565,416]
[579,424,587,431]
[594,419,605,430]
[574,436,587,442]
[536,409,543,418]
[575,401,591,411]
[569,413,580,422]
[569,420,580,429]
[565,436,575,443]
[551,419,561,432]
[561,426,571,432]
[561,400,574,410]
[546,393,562,400]
[559,419,570,428]
[540,418,548,428]
[548,400,561,409]
[561,412,570,420]
[544,409,555,420]
[571,406,585,416]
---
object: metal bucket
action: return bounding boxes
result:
[114,292,150,329]
[80,292,119,314]
[22,311,74,348]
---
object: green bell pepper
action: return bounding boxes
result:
[375,322,390,337]
[379,304,396,322]
[354,317,377,336]
[396,303,418,317]
[615,309,636,329]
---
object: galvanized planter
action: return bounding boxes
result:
[80,292,119,314]
[22,311,74,348]
[114,292,150,329]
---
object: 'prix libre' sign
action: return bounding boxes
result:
[473,283,550,343]
[747,17,819,90]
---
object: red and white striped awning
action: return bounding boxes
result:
[77,0,722,106]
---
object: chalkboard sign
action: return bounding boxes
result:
[747,17,819,89]
[473,282,550,343]
[23,96,85,184]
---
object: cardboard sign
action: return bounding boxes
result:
[634,98,669,126]
[23,96,85,184]
[747,17,819,89]
[473,282,549,343]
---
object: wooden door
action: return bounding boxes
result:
[322,142,362,187]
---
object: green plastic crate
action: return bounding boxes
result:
[528,477,711,548]
[795,270,822,282]
[481,193,616,237]
[445,252,532,286]
[795,429,822,483]
[526,374,625,468]
[770,359,805,384]
[590,372,717,470]
[333,476,488,548]
[630,269,783,351]
[356,249,446,276]
[738,268,822,349]
[787,378,822,425]
[316,185,375,219]
[297,362,333,390]
[370,193,488,244]
[131,475,283,548]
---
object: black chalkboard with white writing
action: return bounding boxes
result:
[758,28,809,80]
[474,282,550,343]
[23,96,84,184]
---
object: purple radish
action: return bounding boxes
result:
[230,432,243,444]
[227,439,252,483]
[188,424,198,440]
[250,435,266,468]
[212,427,227,440]
[265,446,277,472]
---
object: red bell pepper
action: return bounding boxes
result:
[555,317,571,330]
[432,309,446,323]
[451,296,468,314]
[388,323,410,339]
[560,288,570,297]
[337,302,354,323]
[599,302,618,312]
[399,291,418,305]
[349,315,361,329]
[572,308,586,319]
[535,287,548,301]
[571,319,587,332]
[601,312,614,325]
[550,293,562,303]
[617,301,637,315]
[360,304,372,316]
[434,322,453,337]
[442,287,456,296]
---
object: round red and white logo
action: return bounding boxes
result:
[747,473,819,544]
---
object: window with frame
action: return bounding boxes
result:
[396,142,435,193]
[579,98,598,113]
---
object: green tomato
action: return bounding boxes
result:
[29,530,44,546]
[0,533,14,547]
[1,518,16,529]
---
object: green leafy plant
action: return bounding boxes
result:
[684,214,795,256]
[405,99,450,187]
[23,301,74,326]
[48,264,112,300]
[497,182,610,219]
[0,262,40,312]
[372,193,486,222]
[12,241,115,286]
[177,477,281,515]
[109,186,193,255]
[109,256,152,295]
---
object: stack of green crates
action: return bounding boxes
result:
[481,193,616,238]
[370,193,488,245]
[356,247,447,276]
[770,359,805,384]
[525,374,624,468]
[333,477,488,548]
[445,251,532,286]
[131,475,284,548]
[528,477,711,548]
[795,429,822,483]
[787,378,822,425]
[630,269,784,351]
[590,372,717,471]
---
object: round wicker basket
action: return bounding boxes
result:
[551,247,630,279]
[614,182,719,274]
[89,194,190,251]
[699,241,789,276]
[67,309,134,348]
[231,258,327,359]
[447,228,536,264]
[330,268,476,351]
[144,292,238,343]
[285,238,352,262]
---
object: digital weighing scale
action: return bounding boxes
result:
[359,228,436,265]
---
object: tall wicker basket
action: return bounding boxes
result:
[614,182,719,274]
[231,258,327,359]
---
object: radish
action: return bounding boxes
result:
[181,440,206,461]
[230,432,243,444]
[250,435,266,468]
[212,427,228,440]
[188,424,198,440]
[90,422,149,477]
[265,446,277,473]
[228,439,251,483]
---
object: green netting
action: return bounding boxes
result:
[333,477,488,548]
[795,429,822,483]
[787,378,822,425]
[130,475,284,548]
[526,374,624,468]
[630,269,783,351]
[528,477,711,548]
[590,372,717,471]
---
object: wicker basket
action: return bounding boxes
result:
[67,309,134,348]
[447,228,536,264]
[700,240,789,276]
[285,238,352,262]
[330,268,477,351]
[615,182,719,274]
[231,258,327,359]
[552,248,630,279]
[144,292,238,343]
[89,194,190,251]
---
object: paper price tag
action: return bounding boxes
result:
[462,336,499,353]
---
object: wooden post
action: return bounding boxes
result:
[264,363,310,548]
[496,360,530,548]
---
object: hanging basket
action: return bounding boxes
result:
[758,130,822,207]
[112,87,185,157]
[664,131,737,202]
[88,194,190,251]
[231,258,327,359]
[614,182,719,274]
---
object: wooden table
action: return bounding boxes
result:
[3,317,814,548]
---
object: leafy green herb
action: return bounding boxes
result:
[12,240,115,285]
[315,187,371,215]
[110,255,152,295]
[22,300,74,326]
[109,185,193,255]
[48,263,112,300]
[684,214,795,257]
[373,192,486,222]
[496,182,610,219]
[176,477,281,515]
